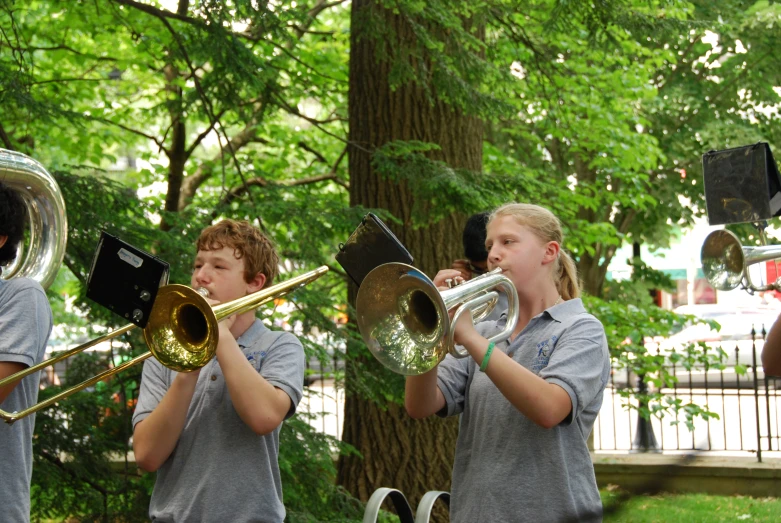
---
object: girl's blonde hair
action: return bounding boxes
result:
[489,203,581,300]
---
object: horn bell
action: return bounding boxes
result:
[0,148,67,289]
[143,284,220,372]
[701,229,745,291]
[356,263,449,376]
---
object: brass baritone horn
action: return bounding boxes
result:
[0,148,67,290]
[0,266,329,424]
[356,263,519,376]
[701,229,781,292]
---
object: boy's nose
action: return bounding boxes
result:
[193,267,211,284]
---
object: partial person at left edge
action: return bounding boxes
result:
[762,311,781,377]
[0,181,54,523]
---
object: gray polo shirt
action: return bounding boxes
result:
[0,278,53,523]
[437,298,609,523]
[133,319,305,523]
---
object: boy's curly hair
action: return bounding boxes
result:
[0,182,27,267]
[195,219,279,287]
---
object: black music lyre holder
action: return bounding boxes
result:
[86,232,170,328]
[335,213,414,287]
[702,142,781,225]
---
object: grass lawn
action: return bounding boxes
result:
[602,488,781,522]
[34,489,781,522]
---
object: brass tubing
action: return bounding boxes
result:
[212,265,329,320]
[0,323,135,392]
[1,351,152,424]
[0,266,329,424]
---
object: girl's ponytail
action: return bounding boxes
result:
[557,250,581,300]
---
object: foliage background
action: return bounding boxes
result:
[1,0,780,520]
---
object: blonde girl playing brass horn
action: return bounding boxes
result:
[405,203,610,523]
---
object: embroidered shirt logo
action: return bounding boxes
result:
[246,350,267,371]
[531,335,558,374]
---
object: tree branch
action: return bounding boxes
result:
[184,109,227,159]
[287,26,336,37]
[38,450,118,496]
[177,116,271,210]
[30,77,103,86]
[307,0,348,20]
[112,0,346,44]
[4,44,119,62]
[90,117,167,153]
[217,172,346,208]
[298,141,328,163]
[284,173,343,187]
[273,93,352,147]
[265,39,348,83]
[119,0,252,216]
[330,145,348,178]
[109,0,205,27]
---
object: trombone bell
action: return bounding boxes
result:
[143,285,219,372]
[356,264,449,376]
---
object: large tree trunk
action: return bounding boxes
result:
[339,1,483,520]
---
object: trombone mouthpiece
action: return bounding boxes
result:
[196,287,210,298]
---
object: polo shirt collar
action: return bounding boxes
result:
[236,318,268,349]
[498,297,585,324]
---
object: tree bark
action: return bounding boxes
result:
[339,1,483,520]
[160,0,190,230]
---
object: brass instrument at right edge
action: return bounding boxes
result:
[701,229,781,292]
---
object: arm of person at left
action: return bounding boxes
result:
[454,316,572,429]
[0,362,27,404]
[216,317,295,435]
[0,284,52,404]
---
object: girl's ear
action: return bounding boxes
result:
[543,241,560,265]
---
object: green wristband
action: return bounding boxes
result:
[479,342,496,372]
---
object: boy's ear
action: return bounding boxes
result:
[247,272,266,293]
[0,235,7,249]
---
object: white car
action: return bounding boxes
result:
[666,304,780,345]
[626,304,781,389]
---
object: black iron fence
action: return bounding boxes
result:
[595,330,781,462]
[299,330,781,462]
[47,324,779,462]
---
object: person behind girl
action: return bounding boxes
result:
[405,203,610,523]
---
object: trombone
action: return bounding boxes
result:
[701,229,781,292]
[0,266,328,424]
